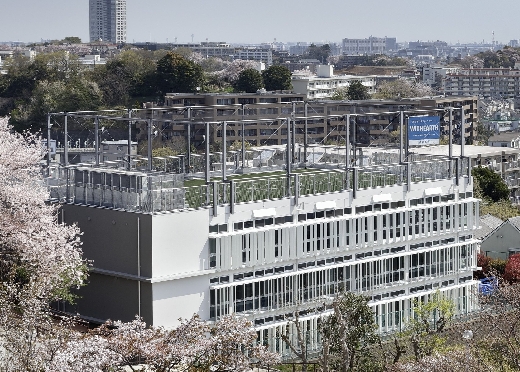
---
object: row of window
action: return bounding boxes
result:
[210,243,476,319]
[255,287,477,356]
[211,244,425,285]
[209,201,478,269]
[209,195,472,235]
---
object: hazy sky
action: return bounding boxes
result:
[2,0,519,45]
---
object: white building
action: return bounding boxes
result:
[50,147,480,357]
[79,54,107,69]
[342,37,387,55]
[235,48,273,65]
[422,66,459,87]
[89,0,127,44]
[291,65,376,99]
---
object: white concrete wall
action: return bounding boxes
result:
[317,65,333,78]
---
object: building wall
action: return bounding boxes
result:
[65,273,153,325]
[61,171,479,342]
[152,275,210,329]
[445,68,520,98]
[151,209,210,276]
[480,223,520,259]
[61,204,153,277]
[342,37,388,55]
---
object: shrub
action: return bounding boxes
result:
[504,253,520,282]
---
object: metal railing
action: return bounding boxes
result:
[46,157,469,213]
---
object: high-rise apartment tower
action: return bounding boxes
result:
[89,0,126,44]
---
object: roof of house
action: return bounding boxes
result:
[507,216,520,232]
[488,132,520,143]
[476,214,504,240]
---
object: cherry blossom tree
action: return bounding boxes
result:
[152,314,280,372]
[61,314,279,372]
[374,79,433,99]
[46,328,120,372]
[0,117,278,371]
[212,59,261,86]
[0,116,86,372]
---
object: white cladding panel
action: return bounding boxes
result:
[151,209,210,277]
[152,275,209,328]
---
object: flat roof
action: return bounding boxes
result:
[488,132,520,142]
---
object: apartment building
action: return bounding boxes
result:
[235,48,273,65]
[89,0,126,44]
[156,93,478,149]
[422,66,459,87]
[342,37,396,55]
[291,65,377,99]
[444,67,520,98]
[50,144,479,357]
[161,92,306,147]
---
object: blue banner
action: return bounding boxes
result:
[408,116,440,145]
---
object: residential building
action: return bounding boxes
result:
[156,93,478,148]
[480,217,520,259]
[342,37,396,55]
[291,65,377,99]
[235,47,273,65]
[78,54,107,69]
[488,132,520,148]
[50,141,480,357]
[89,0,127,44]
[474,214,503,242]
[161,92,306,147]
[131,43,272,64]
[422,66,459,87]
[444,67,520,99]
[281,59,321,73]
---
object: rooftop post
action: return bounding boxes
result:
[46,113,52,174]
[64,113,68,167]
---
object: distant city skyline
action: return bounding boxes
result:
[2,0,520,45]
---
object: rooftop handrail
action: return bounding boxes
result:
[45,157,462,213]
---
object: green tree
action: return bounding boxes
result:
[62,36,82,44]
[156,52,204,97]
[305,43,331,62]
[475,121,495,145]
[407,291,455,361]
[476,49,519,68]
[262,65,292,91]
[0,55,35,116]
[472,166,510,202]
[234,68,264,93]
[346,80,370,100]
[10,78,103,132]
[229,140,251,151]
[93,59,133,106]
[480,199,520,220]
[319,292,379,372]
[0,51,87,131]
